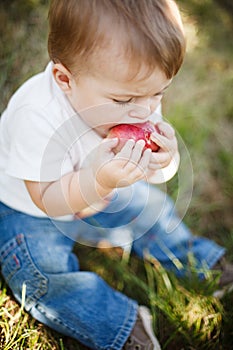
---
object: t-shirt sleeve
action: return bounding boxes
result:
[5,107,75,182]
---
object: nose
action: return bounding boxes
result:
[128,97,161,120]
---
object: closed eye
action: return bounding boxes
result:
[154,92,164,97]
[112,98,134,107]
[112,91,165,107]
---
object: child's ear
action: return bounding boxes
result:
[52,63,73,94]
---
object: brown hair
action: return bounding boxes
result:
[48,0,186,79]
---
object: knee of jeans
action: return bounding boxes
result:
[30,249,80,274]
[68,252,79,271]
[21,232,79,274]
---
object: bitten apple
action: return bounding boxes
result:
[107,121,160,153]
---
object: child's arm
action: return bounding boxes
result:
[25,137,151,217]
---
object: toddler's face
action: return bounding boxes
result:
[68,53,171,136]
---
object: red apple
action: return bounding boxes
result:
[107,121,160,153]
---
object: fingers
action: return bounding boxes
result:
[94,138,151,189]
[115,136,174,172]
[149,123,178,170]
[148,152,172,170]
[156,121,175,139]
[127,139,146,164]
[151,122,175,150]
[115,139,146,164]
[99,133,177,186]
[114,139,151,180]
[139,148,152,169]
[116,139,138,159]
[150,124,177,167]
[100,137,119,154]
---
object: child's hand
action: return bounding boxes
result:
[148,121,178,171]
[92,137,152,190]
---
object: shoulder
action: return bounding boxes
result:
[2,62,75,131]
[5,62,70,113]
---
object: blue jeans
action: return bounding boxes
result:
[0,182,224,349]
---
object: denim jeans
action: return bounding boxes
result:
[0,182,225,349]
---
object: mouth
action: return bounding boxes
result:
[94,119,152,138]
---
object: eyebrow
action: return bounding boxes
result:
[110,82,171,99]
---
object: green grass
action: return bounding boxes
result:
[0,0,233,349]
[77,246,225,349]
[0,282,62,350]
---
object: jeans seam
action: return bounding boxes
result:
[36,301,133,350]
[0,240,18,262]
[0,234,48,309]
[110,301,137,350]
[35,304,91,344]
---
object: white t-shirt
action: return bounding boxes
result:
[0,62,178,218]
[0,62,103,218]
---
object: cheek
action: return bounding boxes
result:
[70,84,98,112]
[79,103,125,128]
[79,103,157,129]
[73,95,92,111]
